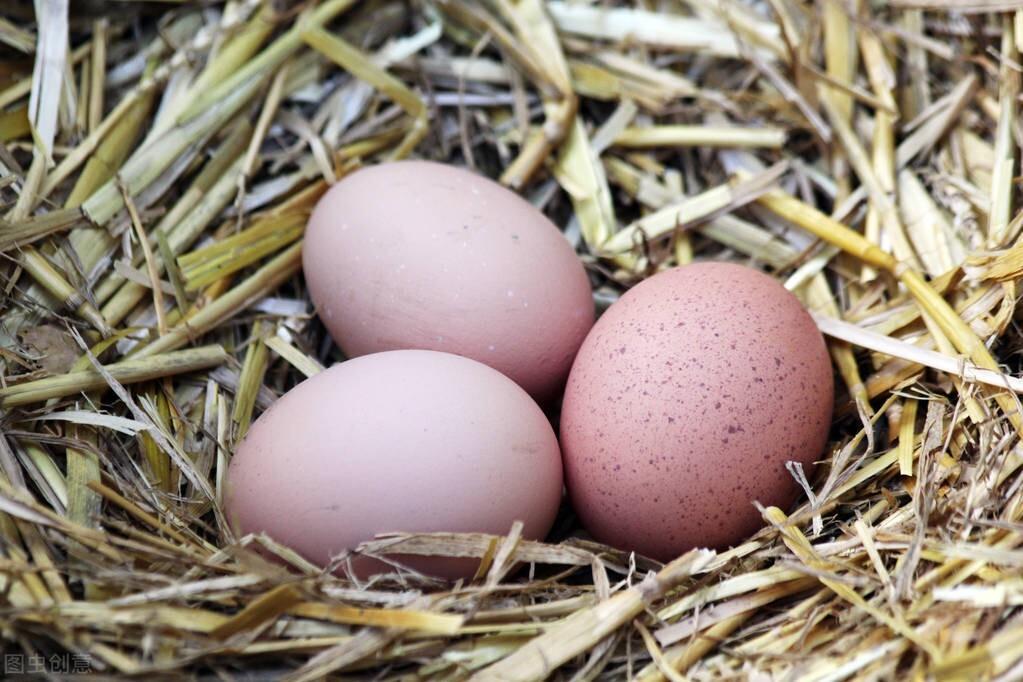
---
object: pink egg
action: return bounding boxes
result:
[224,350,564,579]
[560,262,833,561]
[302,160,594,401]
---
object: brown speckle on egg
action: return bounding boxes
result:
[560,262,834,561]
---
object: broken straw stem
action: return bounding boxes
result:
[0,345,227,407]
[813,313,1023,393]
[613,125,786,149]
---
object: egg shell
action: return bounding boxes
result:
[560,262,833,561]
[224,350,564,579]
[302,160,594,401]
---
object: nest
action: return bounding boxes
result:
[1,0,1022,678]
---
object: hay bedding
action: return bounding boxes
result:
[0,0,1022,679]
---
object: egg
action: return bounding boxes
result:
[303,160,594,401]
[224,350,564,579]
[560,262,833,561]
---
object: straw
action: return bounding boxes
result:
[3,1,1023,679]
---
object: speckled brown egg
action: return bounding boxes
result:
[224,350,564,579]
[303,160,594,401]
[560,262,833,561]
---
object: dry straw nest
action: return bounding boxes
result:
[2,0,1023,679]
